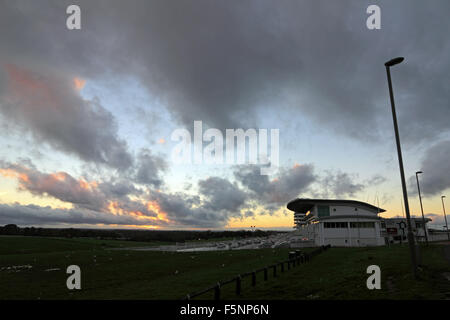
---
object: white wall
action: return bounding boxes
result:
[329,205,378,217]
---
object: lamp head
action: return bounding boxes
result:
[416,171,423,175]
[385,57,404,67]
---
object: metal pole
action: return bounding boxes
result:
[415,172,428,245]
[442,196,449,241]
[385,63,418,278]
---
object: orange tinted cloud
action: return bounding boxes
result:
[50,172,67,181]
[0,168,30,183]
[1,162,171,227]
[147,200,170,222]
[73,77,86,90]
[107,201,125,215]
[79,179,98,190]
[106,200,169,227]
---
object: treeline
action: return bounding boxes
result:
[0,224,280,243]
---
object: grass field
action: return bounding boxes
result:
[0,236,293,299]
[0,236,449,300]
[227,243,450,300]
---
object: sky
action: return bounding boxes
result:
[0,0,449,230]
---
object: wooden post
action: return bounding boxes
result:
[214,282,221,300]
[252,271,256,286]
[236,276,241,296]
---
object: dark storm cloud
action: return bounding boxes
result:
[147,176,250,228]
[0,160,248,228]
[2,1,449,142]
[234,164,316,211]
[0,64,133,170]
[149,191,230,228]
[198,177,247,213]
[408,140,450,196]
[0,161,160,219]
[319,171,365,198]
[233,164,376,207]
[0,203,163,227]
[134,149,168,188]
[1,1,450,228]
[0,161,105,211]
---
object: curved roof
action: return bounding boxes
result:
[287,198,386,214]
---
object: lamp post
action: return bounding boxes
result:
[415,171,428,245]
[441,196,449,241]
[385,57,418,277]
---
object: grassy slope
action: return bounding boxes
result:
[228,244,450,300]
[0,236,292,299]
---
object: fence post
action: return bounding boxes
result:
[273,265,277,278]
[264,267,268,281]
[252,271,256,286]
[214,282,221,301]
[236,275,241,296]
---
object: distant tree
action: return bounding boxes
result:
[2,224,20,235]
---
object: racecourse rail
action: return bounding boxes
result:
[182,244,331,300]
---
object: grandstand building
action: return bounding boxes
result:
[287,198,431,247]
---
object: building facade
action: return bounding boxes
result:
[381,217,431,244]
[288,198,385,247]
[288,198,432,247]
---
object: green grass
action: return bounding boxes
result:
[0,235,166,255]
[224,244,450,300]
[0,236,293,299]
[1,236,448,300]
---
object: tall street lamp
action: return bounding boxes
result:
[441,196,449,241]
[415,171,428,245]
[385,57,418,277]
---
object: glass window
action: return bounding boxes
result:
[318,205,330,217]
[350,222,374,228]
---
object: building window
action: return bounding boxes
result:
[318,205,330,217]
[324,222,347,228]
[350,222,375,228]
